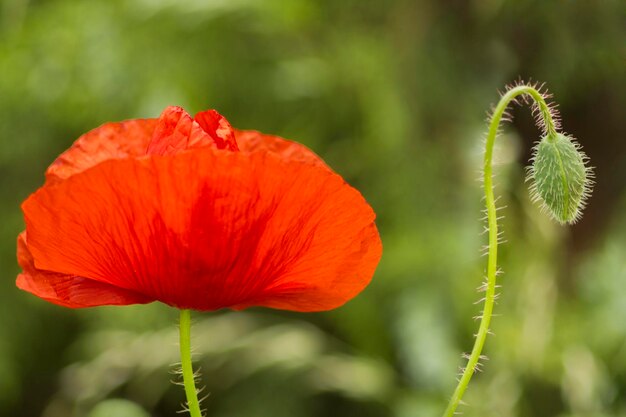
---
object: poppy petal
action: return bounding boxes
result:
[147,107,239,155]
[194,109,239,151]
[235,129,328,169]
[23,148,381,311]
[146,106,216,156]
[16,232,152,308]
[231,222,382,312]
[46,118,158,183]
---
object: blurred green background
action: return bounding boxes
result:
[1,0,625,416]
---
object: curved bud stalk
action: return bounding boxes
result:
[442,82,593,417]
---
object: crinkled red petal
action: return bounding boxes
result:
[46,108,239,184]
[46,118,157,183]
[147,106,214,155]
[194,109,239,151]
[16,232,153,308]
[22,148,381,311]
[147,107,239,155]
[235,129,328,169]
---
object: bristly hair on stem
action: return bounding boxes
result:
[179,309,205,417]
[441,81,593,417]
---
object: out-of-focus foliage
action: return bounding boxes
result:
[0,0,624,416]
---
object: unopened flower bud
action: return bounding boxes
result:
[528,133,593,224]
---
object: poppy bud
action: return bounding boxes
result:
[528,133,593,224]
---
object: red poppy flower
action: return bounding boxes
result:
[17,107,382,312]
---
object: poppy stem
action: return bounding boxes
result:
[442,84,558,417]
[179,309,203,417]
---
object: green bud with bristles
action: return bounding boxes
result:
[528,133,593,224]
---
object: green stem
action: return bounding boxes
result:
[442,85,556,417]
[180,309,203,417]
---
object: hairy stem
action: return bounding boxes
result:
[442,85,556,417]
[180,309,203,417]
